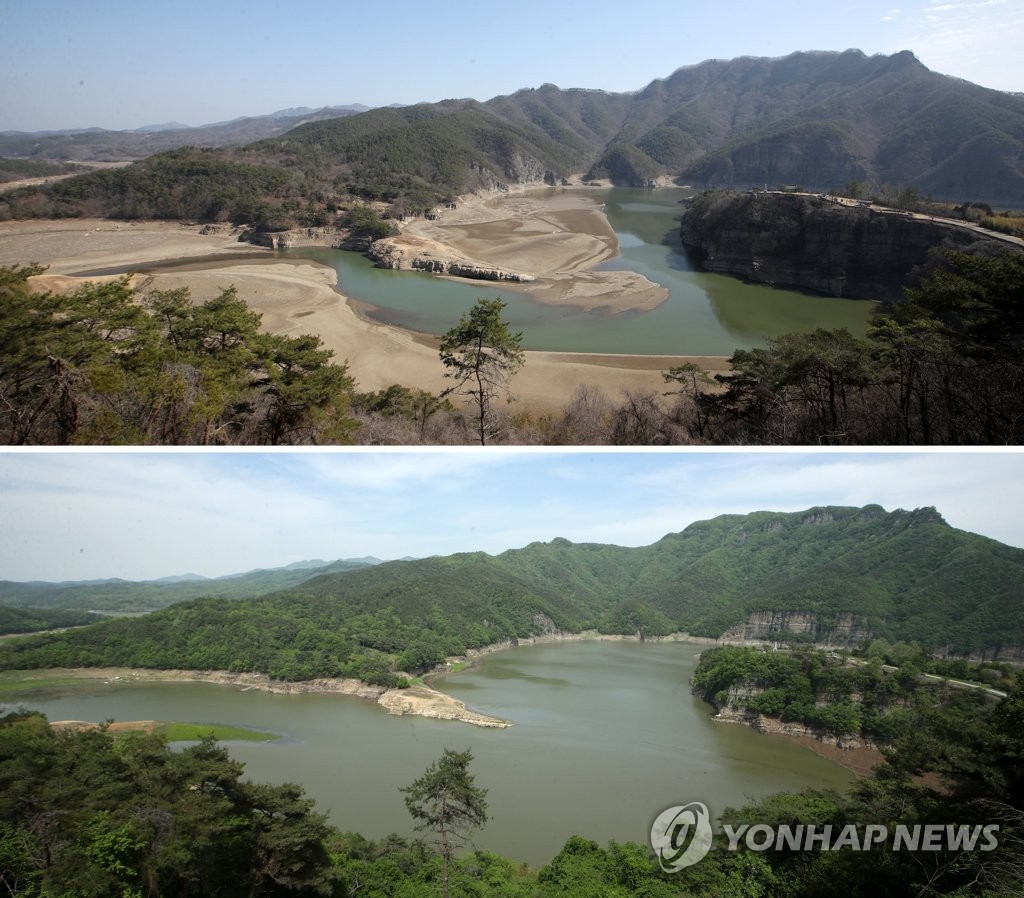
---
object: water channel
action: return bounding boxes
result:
[289,188,877,356]
[9,641,853,866]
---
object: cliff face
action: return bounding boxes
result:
[679,191,1019,302]
[718,611,874,646]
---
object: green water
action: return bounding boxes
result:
[290,188,876,356]
[10,642,853,865]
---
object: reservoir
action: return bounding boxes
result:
[290,188,876,356]
[9,642,853,865]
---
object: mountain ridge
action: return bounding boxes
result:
[0,557,384,613]
[1,505,1020,683]
[5,49,1022,225]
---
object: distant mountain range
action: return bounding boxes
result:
[4,50,1022,222]
[2,507,1022,678]
[0,557,387,613]
[0,104,375,162]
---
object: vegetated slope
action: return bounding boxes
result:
[638,506,1024,654]
[0,605,96,635]
[0,157,85,183]
[0,558,376,614]
[6,50,1022,223]
[240,49,1024,206]
[677,51,1024,204]
[690,644,998,745]
[1,506,1021,681]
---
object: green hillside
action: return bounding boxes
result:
[0,558,375,614]
[0,606,96,635]
[1,505,1021,681]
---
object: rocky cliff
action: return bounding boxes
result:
[718,611,874,646]
[679,191,1021,302]
[711,701,878,751]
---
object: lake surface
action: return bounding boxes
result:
[8,642,852,865]
[290,188,876,356]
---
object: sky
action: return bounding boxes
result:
[1,0,1021,133]
[0,449,1022,583]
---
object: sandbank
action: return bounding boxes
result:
[4,666,510,729]
[0,200,728,417]
[401,188,670,313]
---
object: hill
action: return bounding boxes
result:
[0,557,379,614]
[0,606,96,635]
[679,190,1024,302]
[250,49,1024,205]
[0,104,371,162]
[4,50,1022,225]
[1,505,1020,682]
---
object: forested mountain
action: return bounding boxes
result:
[0,557,377,614]
[0,605,96,635]
[4,50,1022,224]
[2,506,1021,681]
[225,49,1024,205]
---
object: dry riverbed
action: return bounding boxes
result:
[0,186,729,416]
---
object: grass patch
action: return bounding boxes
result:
[154,722,277,742]
[0,670,94,698]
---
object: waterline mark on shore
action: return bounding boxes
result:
[650,805,999,870]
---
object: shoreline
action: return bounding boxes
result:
[2,666,512,729]
[424,630,718,687]
[0,192,730,416]
[6,635,879,779]
[706,706,885,779]
[396,184,671,314]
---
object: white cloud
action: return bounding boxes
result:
[1,451,1022,582]
[886,0,1024,90]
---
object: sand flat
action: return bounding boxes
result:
[0,195,726,418]
[402,189,671,313]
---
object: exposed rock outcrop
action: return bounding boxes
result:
[680,191,1023,302]
[718,611,874,646]
[377,684,511,728]
[368,235,535,283]
[712,703,878,750]
[695,683,880,751]
[244,226,347,250]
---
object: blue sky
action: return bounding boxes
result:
[2,0,1021,132]
[0,450,1022,582]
